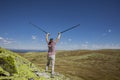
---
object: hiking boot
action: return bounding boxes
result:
[51,74,54,78]
[45,66,48,72]
[45,70,48,72]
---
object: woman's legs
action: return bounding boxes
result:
[51,59,55,74]
[51,55,55,78]
[45,55,55,78]
[46,57,50,71]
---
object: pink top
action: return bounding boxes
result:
[48,41,56,56]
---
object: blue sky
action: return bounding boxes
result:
[0,0,120,50]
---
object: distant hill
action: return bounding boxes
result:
[9,49,47,53]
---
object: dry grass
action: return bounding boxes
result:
[18,49,120,80]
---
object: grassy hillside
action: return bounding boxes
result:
[19,49,120,80]
[0,47,69,80]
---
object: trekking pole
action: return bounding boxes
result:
[60,24,80,34]
[29,22,48,34]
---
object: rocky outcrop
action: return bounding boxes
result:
[0,47,69,80]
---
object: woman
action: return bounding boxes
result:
[45,32,61,78]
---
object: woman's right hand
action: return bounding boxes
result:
[47,33,50,36]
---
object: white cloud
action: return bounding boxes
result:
[91,43,120,49]
[102,29,112,37]
[68,38,72,42]
[32,35,36,40]
[85,41,88,44]
[0,37,15,44]
[81,44,88,49]
[58,42,120,50]
[108,29,111,32]
[0,37,3,40]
